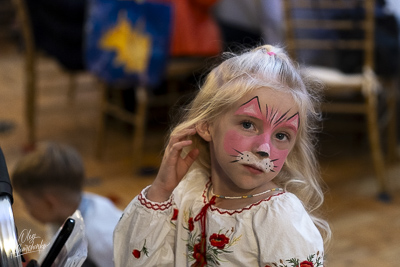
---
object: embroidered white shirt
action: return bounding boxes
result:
[113,169,324,266]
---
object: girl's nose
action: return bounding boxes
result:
[255,143,270,158]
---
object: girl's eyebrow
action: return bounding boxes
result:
[279,122,299,132]
[275,113,300,132]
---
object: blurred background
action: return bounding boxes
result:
[1,0,400,266]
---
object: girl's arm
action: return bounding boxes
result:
[113,127,199,266]
[113,187,176,267]
[256,193,325,266]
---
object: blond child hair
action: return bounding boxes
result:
[171,44,330,244]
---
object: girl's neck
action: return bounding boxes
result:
[207,180,281,210]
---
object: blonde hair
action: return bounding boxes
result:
[170,45,331,244]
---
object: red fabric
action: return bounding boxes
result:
[193,196,216,266]
[169,0,222,56]
[138,193,173,210]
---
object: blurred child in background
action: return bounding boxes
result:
[12,141,122,267]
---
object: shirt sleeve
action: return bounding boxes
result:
[255,193,325,266]
[113,186,176,267]
[82,193,122,267]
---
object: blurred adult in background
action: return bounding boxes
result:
[213,0,284,51]
[170,0,222,57]
[23,0,86,71]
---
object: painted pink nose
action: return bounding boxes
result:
[256,143,270,158]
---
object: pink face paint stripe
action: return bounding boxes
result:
[273,110,291,126]
[287,112,300,122]
[235,96,263,118]
[240,96,261,110]
[268,106,278,124]
[286,112,300,130]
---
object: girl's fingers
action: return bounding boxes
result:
[168,140,193,156]
[169,127,197,144]
[176,148,200,181]
[183,148,200,167]
[160,127,198,176]
[162,139,192,166]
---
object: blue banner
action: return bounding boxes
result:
[85,0,172,87]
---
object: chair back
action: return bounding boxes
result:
[282,0,376,71]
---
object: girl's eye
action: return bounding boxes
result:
[276,132,289,141]
[241,121,254,130]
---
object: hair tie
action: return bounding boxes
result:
[258,46,275,56]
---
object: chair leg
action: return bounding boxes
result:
[95,84,148,171]
[67,72,77,105]
[25,42,36,150]
[132,86,148,172]
[384,78,398,163]
[95,81,108,159]
[365,92,388,197]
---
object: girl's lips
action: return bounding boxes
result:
[243,164,264,174]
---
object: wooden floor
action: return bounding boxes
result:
[1,41,400,266]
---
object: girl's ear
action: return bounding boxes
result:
[196,122,212,142]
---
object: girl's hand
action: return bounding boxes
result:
[147,127,199,202]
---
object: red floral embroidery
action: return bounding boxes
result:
[300,260,314,267]
[192,243,206,267]
[185,205,241,266]
[171,209,179,221]
[188,217,194,232]
[132,240,149,259]
[132,249,141,259]
[209,233,230,249]
[269,251,323,267]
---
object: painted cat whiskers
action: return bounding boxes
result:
[230,149,278,173]
[224,96,300,174]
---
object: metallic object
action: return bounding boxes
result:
[0,147,22,267]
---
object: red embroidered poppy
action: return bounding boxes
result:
[300,260,314,267]
[193,243,201,258]
[192,243,207,267]
[171,209,179,221]
[132,249,141,258]
[209,233,230,249]
[188,217,194,232]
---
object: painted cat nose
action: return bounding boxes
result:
[255,143,270,158]
[256,151,269,157]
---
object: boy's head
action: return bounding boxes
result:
[12,142,85,224]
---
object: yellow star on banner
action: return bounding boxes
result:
[99,13,151,73]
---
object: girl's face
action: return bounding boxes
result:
[206,87,300,194]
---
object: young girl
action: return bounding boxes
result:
[113,45,331,266]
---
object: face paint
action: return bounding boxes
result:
[234,96,262,118]
[207,87,300,194]
[223,96,299,173]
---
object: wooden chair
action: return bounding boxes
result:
[12,0,86,149]
[14,0,209,174]
[95,57,207,172]
[282,0,395,198]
